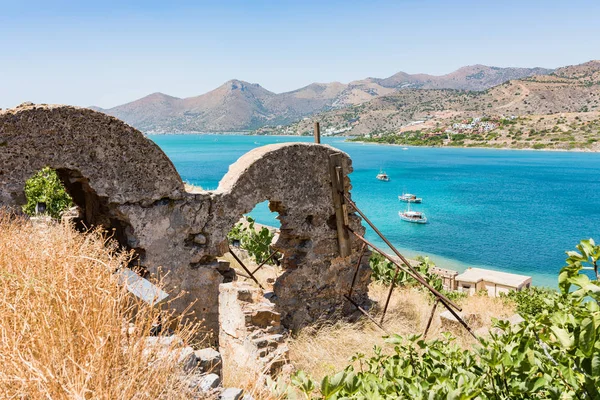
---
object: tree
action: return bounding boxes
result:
[22,167,73,219]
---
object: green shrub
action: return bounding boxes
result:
[503,286,558,318]
[22,167,72,219]
[227,216,277,264]
[286,239,600,399]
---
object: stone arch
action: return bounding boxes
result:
[0,104,186,263]
[206,143,371,329]
[0,104,372,334]
[0,104,184,206]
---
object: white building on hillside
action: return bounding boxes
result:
[455,268,532,297]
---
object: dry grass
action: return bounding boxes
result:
[221,251,280,291]
[0,212,201,399]
[289,283,516,381]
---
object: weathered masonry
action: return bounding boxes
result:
[0,104,371,334]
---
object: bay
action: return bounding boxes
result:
[149,134,600,288]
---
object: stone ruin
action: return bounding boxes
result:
[0,103,372,379]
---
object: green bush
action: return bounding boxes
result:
[504,286,558,319]
[22,167,72,219]
[285,239,600,399]
[227,216,277,264]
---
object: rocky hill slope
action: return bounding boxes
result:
[92,65,551,133]
[265,61,600,151]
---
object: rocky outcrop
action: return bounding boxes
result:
[0,104,371,335]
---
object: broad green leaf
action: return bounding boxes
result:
[578,318,596,357]
[550,326,575,348]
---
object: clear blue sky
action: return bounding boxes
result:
[1,0,598,109]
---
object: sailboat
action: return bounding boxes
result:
[376,168,390,182]
[398,201,428,224]
[399,192,423,203]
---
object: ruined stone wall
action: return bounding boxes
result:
[0,103,371,334]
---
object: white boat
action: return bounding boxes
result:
[376,169,390,182]
[398,193,422,203]
[402,147,409,150]
[399,202,427,224]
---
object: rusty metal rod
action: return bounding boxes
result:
[423,298,440,339]
[439,299,478,339]
[345,194,452,294]
[342,195,476,338]
[250,250,279,275]
[343,294,390,335]
[348,243,367,298]
[380,263,402,324]
[228,245,264,290]
[348,227,462,312]
[347,229,477,338]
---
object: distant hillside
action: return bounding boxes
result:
[91,65,551,133]
[264,61,600,151]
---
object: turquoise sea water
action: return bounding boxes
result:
[149,134,600,288]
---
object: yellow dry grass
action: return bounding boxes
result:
[0,212,202,399]
[289,283,516,381]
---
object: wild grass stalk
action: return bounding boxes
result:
[0,212,201,399]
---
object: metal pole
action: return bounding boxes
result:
[380,265,401,324]
[423,298,440,339]
[314,122,321,144]
[250,250,279,275]
[348,230,477,338]
[227,245,264,290]
[348,227,462,312]
[348,243,367,298]
[344,295,390,335]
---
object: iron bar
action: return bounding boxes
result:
[250,250,279,275]
[423,298,440,339]
[346,193,446,290]
[348,227,461,312]
[348,243,367,298]
[347,228,477,339]
[227,245,264,290]
[343,294,390,335]
[380,264,401,324]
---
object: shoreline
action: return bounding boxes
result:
[146,132,599,153]
[250,216,558,289]
[344,138,600,153]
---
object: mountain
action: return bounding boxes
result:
[259,61,600,151]
[92,65,551,133]
[371,65,553,91]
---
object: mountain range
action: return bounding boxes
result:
[91,65,552,133]
[259,60,600,144]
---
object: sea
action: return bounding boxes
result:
[149,134,600,288]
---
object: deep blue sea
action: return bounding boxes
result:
[149,134,600,288]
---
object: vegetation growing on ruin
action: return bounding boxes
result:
[228,216,277,264]
[282,239,600,399]
[22,167,72,219]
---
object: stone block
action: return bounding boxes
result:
[178,346,198,373]
[220,388,244,400]
[199,373,221,392]
[195,347,222,374]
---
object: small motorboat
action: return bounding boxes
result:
[399,203,428,224]
[402,147,409,150]
[376,169,390,182]
[398,193,422,203]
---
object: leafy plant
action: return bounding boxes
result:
[22,167,73,219]
[287,239,600,399]
[227,216,278,264]
[504,286,558,318]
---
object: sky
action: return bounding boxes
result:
[1,0,599,109]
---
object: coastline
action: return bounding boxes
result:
[146,132,599,153]
[344,138,600,153]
